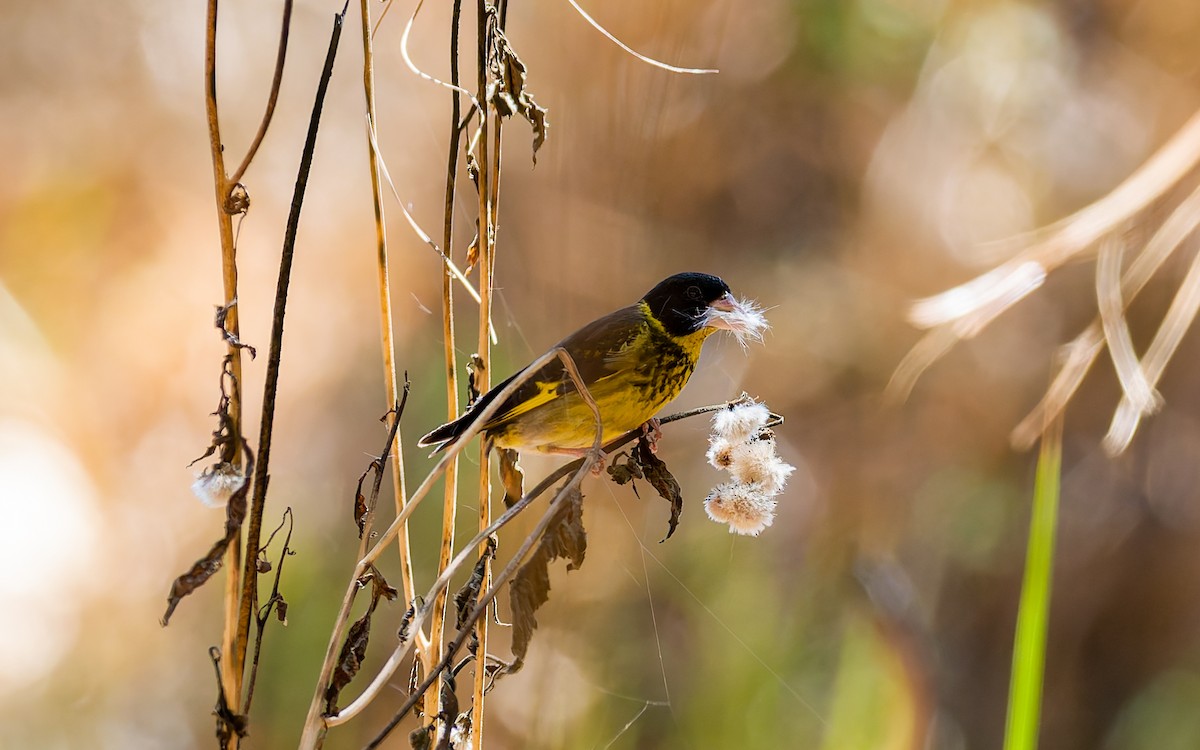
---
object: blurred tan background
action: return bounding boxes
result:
[4,0,1200,747]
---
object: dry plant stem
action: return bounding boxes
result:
[427,0,465,732]
[239,0,347,718]
[358,0,417,616]
[227,0,293,189]
[897,109,1200,406]
[472,2,493,746]
[1106,241,1200,452]
[352,350,605,748]
[1096,237,1159,414]
[364,119,494,339]
[203,0,247,724]
[1011,182,1200,449]
[400,0,482,110]
[299,347,568,749]
[244,507,295,712]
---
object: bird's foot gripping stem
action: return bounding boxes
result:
[640,418,663,454]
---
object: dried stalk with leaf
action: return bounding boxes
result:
[173,2,734,748]
[164,4,343,749]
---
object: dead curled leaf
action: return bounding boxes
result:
[323,566,398,715]
[635,437,684,542]
[455,537,498,631]
[162,450,253,626]
[486,15,548,162]
[508,483,586,672]
[606,435,684,542]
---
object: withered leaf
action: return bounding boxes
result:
[454,537,497,630]
[434,683,460,750]
[162,463,251,626]
[324,566,397,715]
[326,606,371,715]
[487,19,549,163]
[509,484,586,671]
[353,478,370,540]
[399,597,418,643]
[635,436,684,542]
[605,450,644,487]
[214,299,257,359]
[275,595,288,625]
[209,647,249,747]
[410,725,434,750]
[498,448,524,508]
[466,354,486,406]
[465,222,480,275]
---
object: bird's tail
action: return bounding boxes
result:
[416,412,474,453]
[417,378,509,452]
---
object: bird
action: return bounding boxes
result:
[417,272,766,457]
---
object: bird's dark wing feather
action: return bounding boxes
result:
[482,303,649,426]
[417,304,648,449]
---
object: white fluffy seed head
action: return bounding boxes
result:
[727,439,795,495]
[192,462,246,508]
[704,481,777,536]
[705,437,737,470]
[712,401,771,442]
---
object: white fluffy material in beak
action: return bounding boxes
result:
[701,292,769,348]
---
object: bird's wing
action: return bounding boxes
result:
[482,304,649,427]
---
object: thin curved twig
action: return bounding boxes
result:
[565,0,718,75]
[365,117,497,344]
[400,0,483,109]
[228,0,295,189]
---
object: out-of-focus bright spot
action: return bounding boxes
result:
[954,2,1065,131]
[913,468,1013,571]
[938,161,1034,259]
[136,2,200,115]
[1104,669,1200,750]
[708,0,796,83]
[0,419,102,695]
[819,614,918,750]
[492,638,595,740]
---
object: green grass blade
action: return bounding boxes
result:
[1003,418,1063,750]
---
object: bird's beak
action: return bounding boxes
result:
[706,292,742,326]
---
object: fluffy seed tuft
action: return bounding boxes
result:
[192,461,246,508]
[704,482,777,536]
[703,398,795,536]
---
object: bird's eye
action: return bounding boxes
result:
[686,285,702,301]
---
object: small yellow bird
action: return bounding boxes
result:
[417,272,766,456]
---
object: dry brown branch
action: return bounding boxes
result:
[202,0,248,737]
[470,3,493,746]
[428,0,466,735]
